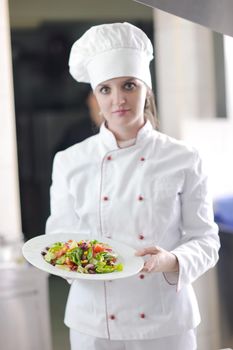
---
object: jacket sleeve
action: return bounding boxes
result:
[167,150,220,292]
[45,152,80,234]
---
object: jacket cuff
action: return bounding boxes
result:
[163,252,181,292]
[163,271,179,286]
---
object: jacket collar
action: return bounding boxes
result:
[99,120,154,152]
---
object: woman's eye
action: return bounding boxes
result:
[99,86,110,94]
[124,82,136,90]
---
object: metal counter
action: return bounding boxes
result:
[0,265,52,350]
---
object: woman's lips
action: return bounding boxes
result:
[112,109,130,116]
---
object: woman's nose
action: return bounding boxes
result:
[112,90,126,105]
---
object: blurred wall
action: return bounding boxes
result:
[154,9,233,200]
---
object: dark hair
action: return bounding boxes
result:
[144,89,159,130]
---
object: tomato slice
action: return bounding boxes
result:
[55,245,68,258]
[93,244,105,254]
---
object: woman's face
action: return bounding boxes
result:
[94,76,147,136]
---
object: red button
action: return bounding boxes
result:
[139,234,144,240]
[103,196,109,201]
[107,155,112,160]
[140,313,146,319]
[139,274,145,279]
[140,157,145,161]
[109,314,116,320]
[138,195,144,201]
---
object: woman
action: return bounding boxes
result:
[46,22,220,350]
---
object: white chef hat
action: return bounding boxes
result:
[68,22,154,89]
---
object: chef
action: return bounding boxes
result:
[46,22,220,350]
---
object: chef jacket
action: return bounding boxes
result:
[46,120,220,340]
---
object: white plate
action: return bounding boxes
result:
[22,233,144,280]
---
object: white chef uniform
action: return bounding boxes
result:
[69,327,197,350]
[46,120,220,347]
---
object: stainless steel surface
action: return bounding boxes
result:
[0,266,52,350]
[0,235,52,350]
[134,0,233,37]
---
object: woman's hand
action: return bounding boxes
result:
[135,246,179,273]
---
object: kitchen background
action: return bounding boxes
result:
[0,0,233,349]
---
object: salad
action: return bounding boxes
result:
[41,239,123,274]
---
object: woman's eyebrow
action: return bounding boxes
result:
[123,78,137,83]
[97,83,110,89]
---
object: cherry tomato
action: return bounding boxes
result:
[93,244,105,254]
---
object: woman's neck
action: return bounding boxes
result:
[106,121,145,142]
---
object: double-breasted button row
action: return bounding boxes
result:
[102,196,145,201]
[105,155,146,161]
[109,313,146,320]
[103,232,145,240]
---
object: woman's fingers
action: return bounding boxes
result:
[135,247,179,273]
[142,257,158,272]
[135,246,161,256]
[135,247,161,272]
